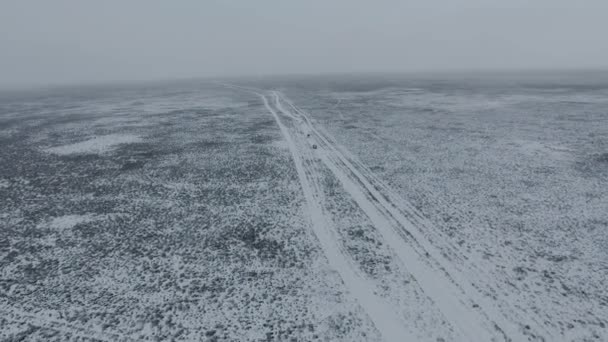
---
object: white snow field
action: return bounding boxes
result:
[43,134,142,155]
[1,73,607,341]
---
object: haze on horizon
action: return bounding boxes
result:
[1,0,608,87]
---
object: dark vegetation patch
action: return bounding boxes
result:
[250,134,274,144]
[115,142,177,160]
[189,140,230,150]
[42,113,94,127]
[0,116,39,130]
[235,118,276,135]
[596,152,608,163]
[121,160,146,171]
[239,226,286,260]
[156,108,213,118]
[531,165,557,175]
[58,153,103,163]
[574,153,608,177]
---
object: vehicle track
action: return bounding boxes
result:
[271,91,538,341]
[260,93,417,342]
[280,93,556,340]
[225,83,534,341]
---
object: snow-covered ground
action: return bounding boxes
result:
[43,134,142,155]
[1,73,607,341]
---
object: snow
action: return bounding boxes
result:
[43,134,141,155]
[45,214,97,230]
[2,75,606,341]
[513,139,574,161]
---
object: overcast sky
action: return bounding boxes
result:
[1,0,608,86]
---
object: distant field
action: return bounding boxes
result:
[1,73,607,341]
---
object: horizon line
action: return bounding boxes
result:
[2,66,608,92]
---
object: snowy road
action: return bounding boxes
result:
[243,87,535,341]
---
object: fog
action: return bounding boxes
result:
[1,0,608,86]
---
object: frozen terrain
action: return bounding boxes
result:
[1,72,607,341]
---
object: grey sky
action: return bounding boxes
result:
[1,0,608,86]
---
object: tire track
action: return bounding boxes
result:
[259,93,417,342]
[223,83,536,340]
[272,91,532,341]
[279,92,554,340]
